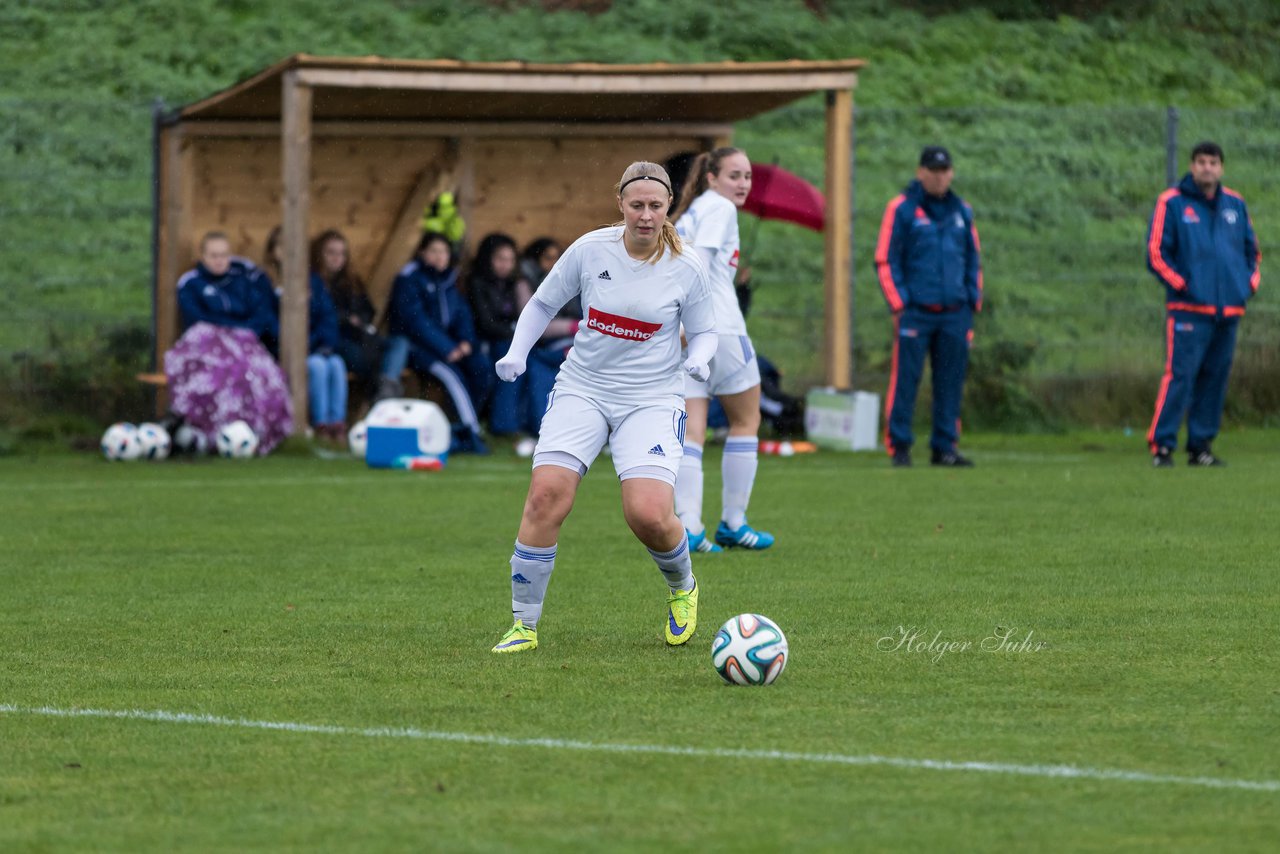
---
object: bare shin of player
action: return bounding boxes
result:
[683,385,763,447]
[620,478,686,553]
[516,465,582,548]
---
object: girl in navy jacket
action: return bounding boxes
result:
[380,231,492,453]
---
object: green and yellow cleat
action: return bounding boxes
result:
[665,581,699,646]
[491,620,538,654]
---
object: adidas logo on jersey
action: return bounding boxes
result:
[511,573,532,584]
[648,445,665,456]
[597,270,611,280]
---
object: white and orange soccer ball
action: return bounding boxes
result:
[712,613,789,686]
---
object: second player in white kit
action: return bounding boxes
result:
[672,147,775,553]
[488,161,718,655]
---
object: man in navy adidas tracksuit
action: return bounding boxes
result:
[1146,141,1261,468]
[875,146,983,468]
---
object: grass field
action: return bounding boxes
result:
[2,430,1278,851]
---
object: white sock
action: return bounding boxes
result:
[721,436,758,530]
[510,540,556,629]
[675,441,705,534]
[648,536,694,592]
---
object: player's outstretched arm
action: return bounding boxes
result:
[495,297,558,381]
[683,329,717,382]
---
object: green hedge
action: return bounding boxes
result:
[2,0,1277,429]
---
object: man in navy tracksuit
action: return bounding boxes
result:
[1146,141,1261,468]
[875,146,983,468]
[177,231,279,350]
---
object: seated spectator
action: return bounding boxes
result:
[168,230,292,453]
[380,231,492,454]
[707,354,806,438]
[468,232,533,436]
[266,227,349,442]
[520,237,578,437]
[311,229,383,400]
[178,231,278,350]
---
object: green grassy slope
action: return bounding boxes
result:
[2,0,1278,425]
[2,431,1278,849]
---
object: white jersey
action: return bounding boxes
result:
[532,226,716,405]
[676,190,748,335]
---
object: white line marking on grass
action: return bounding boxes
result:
[0,472,522,493]
[3,703,1277,793]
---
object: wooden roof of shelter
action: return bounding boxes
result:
[154,55,864,429]
[176,54,865,124]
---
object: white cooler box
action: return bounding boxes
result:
[804,388,880,452]
[363,399,452,468]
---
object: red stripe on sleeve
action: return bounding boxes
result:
[971,221,983,311]
[1148,189,1186,291]
[875,195,907,312]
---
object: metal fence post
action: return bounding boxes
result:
[1165,106,1179,187]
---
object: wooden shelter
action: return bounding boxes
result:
[153,54,864,429]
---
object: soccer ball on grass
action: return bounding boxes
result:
[135,423,172,460]
[173,423,209,456]
[216,420,259,459]
[712,613,789,686]
[101,422,142,461]
[348,419,369,458]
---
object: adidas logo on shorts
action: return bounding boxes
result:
[597,270,611,280]
[648,444,665,456]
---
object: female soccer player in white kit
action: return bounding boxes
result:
[489,162,718,654]
[671,147,775,553]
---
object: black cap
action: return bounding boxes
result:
[919,146,952,170]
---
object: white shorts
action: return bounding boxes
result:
[533,390,687,484]
[684,333,761,399]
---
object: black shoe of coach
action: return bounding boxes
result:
[931,449,974,467]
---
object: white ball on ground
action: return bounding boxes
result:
[101,422,142,461]
[778,441,795,457]
[173,424,209,456]
[135,423,172,460]
[712,614,789,686]
[348,420,369,458]
[515,436,537,458]
[216,420,259,459]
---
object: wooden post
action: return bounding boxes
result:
[823,88,853,390]
[367,142,460,321]
[456,144,477,259]
[155,124,191,412]
[281,71,312,435]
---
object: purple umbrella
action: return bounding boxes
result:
[164,322,294,454]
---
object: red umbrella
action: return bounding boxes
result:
[743,163,825,232]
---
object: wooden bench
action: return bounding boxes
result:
[138,370,444,422]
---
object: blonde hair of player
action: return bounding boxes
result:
[614,161,682,263]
